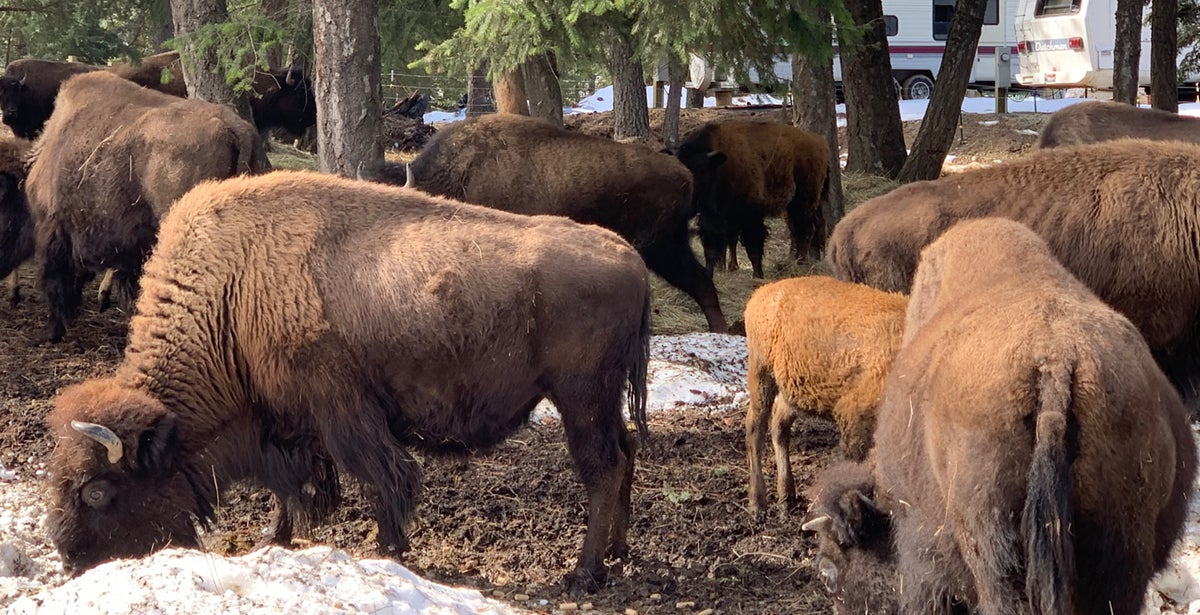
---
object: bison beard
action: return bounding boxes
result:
[45,171,652,594]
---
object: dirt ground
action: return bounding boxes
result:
[0,113,1044,614]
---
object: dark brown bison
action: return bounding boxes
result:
[46,170,650,594]
[107,50,316,137]
[675,121,829,278]
[806,218,1196,614]
[0,58,98,139]
[21,71,267,343]
[827,138,1200,399]
[0,135,32,305]
[366,113,729,333]
[1038,100,1200,148]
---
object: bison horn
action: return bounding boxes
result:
[285,67,300,87]
[800,515,832,534]
[70,421,124,464]
[404,163,415,188]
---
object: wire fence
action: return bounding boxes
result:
[380,70,602,111]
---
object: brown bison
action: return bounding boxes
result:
[21,71,267,342]
[743,276,905,516]
[366,113,729,333]
[45,170,651,593]
[0,135,32,305]
[1038,100,1200,148]
[0,58,98,139]
[105,51,188,97]
[805,218,1197,614]
[827,138,1200,399]
[675,121,830,278]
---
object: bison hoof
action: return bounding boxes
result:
[41,320,66,344]
[8,289,19,307]
[563,567,607,594]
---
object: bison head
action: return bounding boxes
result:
[674,136,732,270]
[0,75,25,125]
[250,66,317,136]
[0,170,32,280]
[46,379,207,574]
[802,461,900,614]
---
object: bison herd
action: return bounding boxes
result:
[0,58,1195,613]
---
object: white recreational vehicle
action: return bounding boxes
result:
[686,0,1022,100]
[1014,0,1200,90]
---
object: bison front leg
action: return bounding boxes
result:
[318,411,421,557]
[745,366,778,516]
[553,376,633,594]
[5,270,18,306]
[742,218,769,279]
[257,439,342,546]
[643,225,729,334]
[38,228,85,343]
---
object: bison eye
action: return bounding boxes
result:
[81,481,112,508]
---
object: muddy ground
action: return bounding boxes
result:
[1,112,1041,614]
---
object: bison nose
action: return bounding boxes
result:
[60,560,77,576]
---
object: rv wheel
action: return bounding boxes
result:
[893,77,902,100]
[903,74,934,100]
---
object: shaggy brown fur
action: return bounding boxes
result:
[0,58,99,139]
[0,135,32,305]
[813,218,1197,614]
[45,170,651,593]
[743,276,905,515]
[1038,100,1200,148]
[366,113,729,333]
[827,138,1200,399]
[676,121,830,277]
[105,51,188,98]
[23,70,267,343]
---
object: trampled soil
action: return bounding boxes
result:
[0,115,1044,614]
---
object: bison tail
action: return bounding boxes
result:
[627,288,651,445]
[1021,362,1076,615]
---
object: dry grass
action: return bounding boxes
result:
[265,141,317,171]
[651,171,900,335]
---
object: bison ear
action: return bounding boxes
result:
[705,150,727,168]
[135,412,180,478]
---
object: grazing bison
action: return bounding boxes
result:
[0,135,32,305]
[368,113,729,333]
[22,71,267,342]
[0,59,98,139]
[675,121,829,278]
[46,170,650,593]
[806,218,1197,614]
[1038,100,1200,148]
[743,276,905,516]
[827,138,1200,399]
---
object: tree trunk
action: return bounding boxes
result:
[493,68,530,115]
[524,51,563,127]
[608,23,649,140]
[259,0,289,70]
[663,56,685,150]
[1113,0,1143,104]
[1151,0,1179,111]
[687,87,705,108]
[170,0,250,117]
[839,0,907,177]
[466,63,493,117]
[152,0,175,49]
[313,0,383,177]
[790,50,844,232]
[897,0,989,182]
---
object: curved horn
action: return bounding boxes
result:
[404,163,415,188]
[70,420,124,464]
[18,74,25,86]
[285,67,300,87]
[800,515,832,534]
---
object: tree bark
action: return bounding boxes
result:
[839,0,907,177]
[259,0,289,70]
[1113,0,1144,104]
[790,50,844,232]
[493,67,530,115]
[466,63,493,117]
[663,56,685,150]
[170,0,251,118]
[313,0,383,177]
[1151,0,1179,111]
[607,23,649,140]
[524,51,563,127]
[897,0,989,182]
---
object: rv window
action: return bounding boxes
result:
[932,0,955,41]
[1035,0,1080,16]
[984,0,999,24]
[884,15,898,36]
